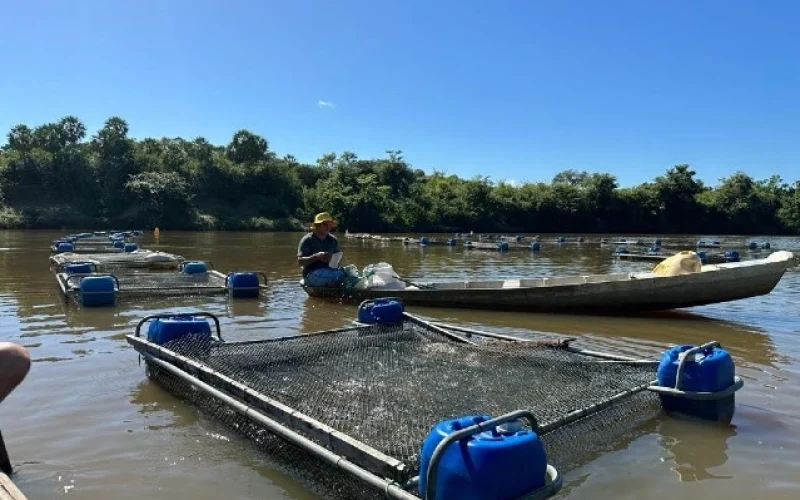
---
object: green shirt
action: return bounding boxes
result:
[297,232,340,276]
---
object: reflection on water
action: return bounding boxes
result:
[129,380,200,432]
[0,230,798,499]
[657,418,737,481]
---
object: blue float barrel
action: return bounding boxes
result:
[724,250,740,262]
[696,251,707,263]
[124,243,138,252]
[748,242,758,250]
[65,263,94,274]
[446,238,457,246]
[55,242,74,253]
[79,276,116,307]
[648,247,660,254]
[531,242,541,252]
[180,261,209,274]
[147,316,212,345]
[615,247,628,254]
[654,238,662,246]
[577,237,585,243]
[113,240,125,249]
[419,415,548,500]
[357,298,404,325]
[556,237,566,243]
[762,242,771,249]
[226,272,261,298]
[497,241,509,252]
[656,344,736,422]
[420,237,429,245]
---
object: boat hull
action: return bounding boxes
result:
[302,255,793,313]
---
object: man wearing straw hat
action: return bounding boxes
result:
[297,212,345,287]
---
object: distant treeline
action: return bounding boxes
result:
[0,116,798,234]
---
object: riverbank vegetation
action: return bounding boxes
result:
[1,116,798,234]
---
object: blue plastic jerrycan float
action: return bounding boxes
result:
[419,415,548,500]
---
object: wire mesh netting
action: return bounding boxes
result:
[148,365,385,499]
[144,321,661,487]
[72,238,120,246]
[51,251,183,269]
[64,272,231,296]
[64,246,126,254]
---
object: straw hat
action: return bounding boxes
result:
[312,212,337,226]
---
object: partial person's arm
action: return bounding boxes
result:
[297,237,331,267]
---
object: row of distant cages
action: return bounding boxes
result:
[354,232,774,249]
[394,235,772,253]
[51,230,143,254]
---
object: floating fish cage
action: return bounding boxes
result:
[614,252,737,264]
[51,243,139,254]
[50,250,185,270]
[55,262,267,306]
[51,231,142,254]
[696,239,722,249]
[127,300,743,500]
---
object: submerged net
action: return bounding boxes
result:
[141,321,661,491]
[72,239,119,246]
[149,363,388,499]
[51,251,183,270]
[65,246,125,254]
[64,271,231,296]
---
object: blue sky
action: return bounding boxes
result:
[1,0,799,187]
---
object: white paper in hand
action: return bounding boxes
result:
[329,252,343,268]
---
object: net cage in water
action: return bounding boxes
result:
[55,268,268,304]
[51,232,142,253]
[127,313,706,499]
[50,250,185,270]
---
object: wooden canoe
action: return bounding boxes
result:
[301,251,796,314]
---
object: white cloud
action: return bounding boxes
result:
[317,100,336,109]
[500,179,521,187]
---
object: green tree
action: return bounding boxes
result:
[654,164,706,232]
[124,171,193,228]
[2,115,799,234]
[226,130,268,164]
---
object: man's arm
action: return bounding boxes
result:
[298,254,319,267]
[297,237,330,267]
[297,236,313,267]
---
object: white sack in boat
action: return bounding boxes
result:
[356,262,406,290]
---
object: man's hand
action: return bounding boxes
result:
[314,252,332,263]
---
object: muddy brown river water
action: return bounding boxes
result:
[1,230,799,499]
